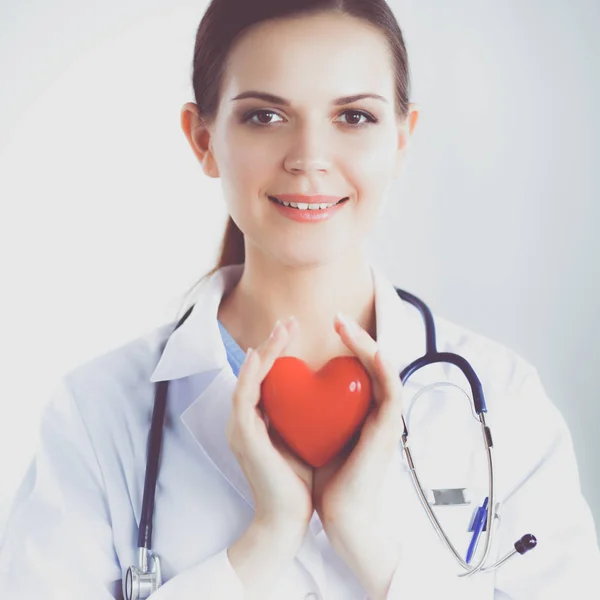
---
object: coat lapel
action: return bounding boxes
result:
[148,262,448,596]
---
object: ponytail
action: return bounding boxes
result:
[206,215,245,278]
[174,216,245,320]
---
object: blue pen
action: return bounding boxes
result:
[466,496,489,564]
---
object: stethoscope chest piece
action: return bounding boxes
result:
[125,548,162,600]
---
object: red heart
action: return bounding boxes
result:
[260,356,373,468]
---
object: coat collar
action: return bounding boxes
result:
[149,261,432,385]
[148,262,444,597]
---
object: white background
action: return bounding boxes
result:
[1,0,598,545]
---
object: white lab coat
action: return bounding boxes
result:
[1,262,598,600]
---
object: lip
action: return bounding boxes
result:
[268,195,349,223]
[272,194,345,204]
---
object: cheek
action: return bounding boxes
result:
[359,137,398,176]
[222,126,270,176]
[350,150,397,209]
[219,154,271,210]
[231,149,278,196]
[342,128,398,177]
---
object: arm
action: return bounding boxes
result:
[228,519,306,600]
[325,514,402,600]
[327,362,600,600]
[327,510,465,600]
[491,366,600,599]
[0,377,258,599]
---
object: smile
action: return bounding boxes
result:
[268,196,348,210]
[268,195,350,223]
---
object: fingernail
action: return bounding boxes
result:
[336,312,356,337]
[270,320,282,338]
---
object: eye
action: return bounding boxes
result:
[242,109,378,128]
[338,110,378,127]
[243,110,284,126]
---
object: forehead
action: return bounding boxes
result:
[222,12,395,103]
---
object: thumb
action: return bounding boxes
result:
[269,425,308,467]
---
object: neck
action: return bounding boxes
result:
[217,251,377,370]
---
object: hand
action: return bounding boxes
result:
[312,312,405,544]
[226,316,313,536]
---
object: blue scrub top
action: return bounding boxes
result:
[217,320,246,377]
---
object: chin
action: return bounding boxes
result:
[276,248,348,269]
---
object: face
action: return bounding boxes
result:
[182,11,419,268]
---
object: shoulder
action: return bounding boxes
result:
[432,312,567,449]
[432,313,571,494]
[65,320,173,395]
[49,319,177,450]
[433,313,535,395]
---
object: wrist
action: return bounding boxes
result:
[323,508,372,552]
[228,518,309,599]
[252,515,308,549]
[328,515,401,600]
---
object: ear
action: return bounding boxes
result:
[406,102,420,136]
[180,102,220,178]
[393,102,420,177]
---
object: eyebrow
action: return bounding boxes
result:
[230,91,388,106]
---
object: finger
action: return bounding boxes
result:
[334,312,379,378]
[233,346,260,411]
[374,350,405,426]
[255,316,298,380]
[235,317,297,412]
[270,426,311,473]
[334,313,404,416]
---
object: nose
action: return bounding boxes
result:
[285,156,330,174]
[283,122,335,175]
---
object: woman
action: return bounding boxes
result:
[1,1,598,599]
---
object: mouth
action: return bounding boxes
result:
[268,196,349,210]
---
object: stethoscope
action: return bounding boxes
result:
[124,288,537,599]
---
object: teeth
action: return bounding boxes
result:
[271,196,341,210]
[288,201,336,210]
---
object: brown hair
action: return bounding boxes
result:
[177,0,411,316]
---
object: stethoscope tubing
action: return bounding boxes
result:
[395,288,496,576]
[139,306,193,552]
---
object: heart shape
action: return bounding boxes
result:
[260,356,373,467]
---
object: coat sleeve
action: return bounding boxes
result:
[491,366,600,599]
[0,377,246,599]
[381,364,600,599]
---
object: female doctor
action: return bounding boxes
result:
[1,0,599,598]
